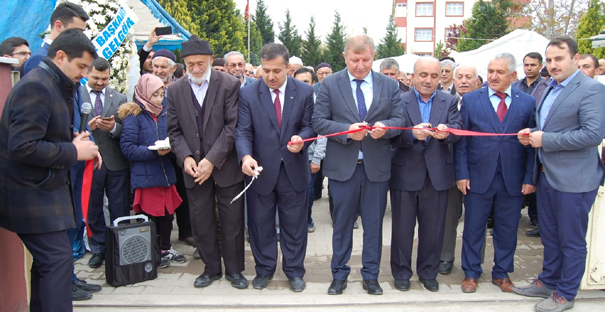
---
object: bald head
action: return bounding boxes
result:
[413,57,441,99]
[454,64,479,96]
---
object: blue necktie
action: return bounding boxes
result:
[354,79,367,121]
[354,79,367,152]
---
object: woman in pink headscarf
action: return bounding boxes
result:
[118,74,185,269]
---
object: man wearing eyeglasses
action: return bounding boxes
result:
[0,37,31,69]
[224,51,255,88]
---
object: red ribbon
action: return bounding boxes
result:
[81,159,95,237]
[288,126,527,145]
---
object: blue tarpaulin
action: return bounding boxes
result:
[0,0,58,52]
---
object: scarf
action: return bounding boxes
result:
[135,74,165,117]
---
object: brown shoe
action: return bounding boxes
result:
[492,278,515,292]
[461,277,478,293]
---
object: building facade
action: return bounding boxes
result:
[394,0,477,55]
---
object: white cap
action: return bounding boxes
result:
[289,56,303,66]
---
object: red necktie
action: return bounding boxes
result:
[495,92,507,122]
[274,89,282,128]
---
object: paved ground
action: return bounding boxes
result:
[74,185,605,311]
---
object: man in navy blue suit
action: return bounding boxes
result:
[454,53,536,294]
[235,43,315,292]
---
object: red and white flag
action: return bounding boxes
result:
[245,0,250,21]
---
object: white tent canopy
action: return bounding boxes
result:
[449,29,550,79]
[373,29,549,80]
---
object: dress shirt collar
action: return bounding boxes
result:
[549,69,580,89]
[413,88,437,104]
[86,85,105,95]
[488,84,513,98]
[347,70,373,85]
[269,77,288,95]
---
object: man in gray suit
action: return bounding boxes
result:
[515,36,605,312]
[313,34,404,295]
[84,57,130,268]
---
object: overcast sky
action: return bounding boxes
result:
[233,0,394,53]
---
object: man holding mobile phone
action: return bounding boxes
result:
[83,58,130,269]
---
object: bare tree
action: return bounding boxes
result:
[514,0,591,38]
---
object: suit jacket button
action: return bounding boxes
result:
[196,150,200,155]
[280,144,284,148]
[196,133,199,138]
[67,97,73,103]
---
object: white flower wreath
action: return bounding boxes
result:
[68,0,135,93]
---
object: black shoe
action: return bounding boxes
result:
[74,278,102,293]
[88,253,104,268]
[526,228,541,237]
[327,279,347,295]
[439,261,453,275]
[487,218,494,229]
[194,273,222,288]
[252,274,273,290]
[193,248,201,259]
[72,285,92,301]
[178,236,195,246]
[394,279,410,291]
[289,277,306,292]
[158,259,170,269]
[225,273,249,289]
[362,279,383,295]
[420,279,439,292]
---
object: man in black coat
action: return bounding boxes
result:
[0,29,99,312]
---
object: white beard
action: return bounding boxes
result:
[188,73,206,85]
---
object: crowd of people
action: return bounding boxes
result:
[1,2,605,312]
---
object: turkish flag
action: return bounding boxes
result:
[245,0,250,21]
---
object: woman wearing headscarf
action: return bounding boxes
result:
[118,74,186,268]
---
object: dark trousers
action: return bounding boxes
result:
[19,230,73,312]
[307,168,317,225]
[247,164,307,278]
[525,193,538,225]
[536,171,597,301]
[171,157,192,239]
[313,160,324,198]
[68,161,85,284]
[462,172,524,279]
[390,174,448,280]
[187,176,245,276]
[146,211,174,251]
[88,163,130,254]
[330,163,388,280]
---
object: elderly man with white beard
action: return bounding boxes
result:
[167,35,247,290]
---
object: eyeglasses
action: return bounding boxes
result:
[228,63,245,68]
[12,51,31,57]
[317,71,332,76]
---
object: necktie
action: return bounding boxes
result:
[93,90,103,116]
[354,79,367,121]
[354,79,367,152]
[495,92,507,122]
[273,89,282,128]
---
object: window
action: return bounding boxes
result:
[415,28,433,41]
[446,2,464,16]
[445,28,457,40]
[416,3,433,16]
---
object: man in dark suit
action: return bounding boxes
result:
[235,43,315,292]
[82,58,130,268]
[455,53,536,294]
[167,36,247,289]
[0,30,99,312]
[313,35,405,295]
[390,57,462,292]
[514,37,605,312]
[437,59,457,96]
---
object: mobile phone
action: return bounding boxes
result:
[155,26,172,36]
[102,116,113,121]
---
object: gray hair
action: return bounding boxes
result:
[493,53,516,74]
[454,63,478,79]
[440,59,455,70]
[344,35,375,56]
[413,56,440,74]
[380,58,400,72]
[152,57,176,68]
[224,51,245,62]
